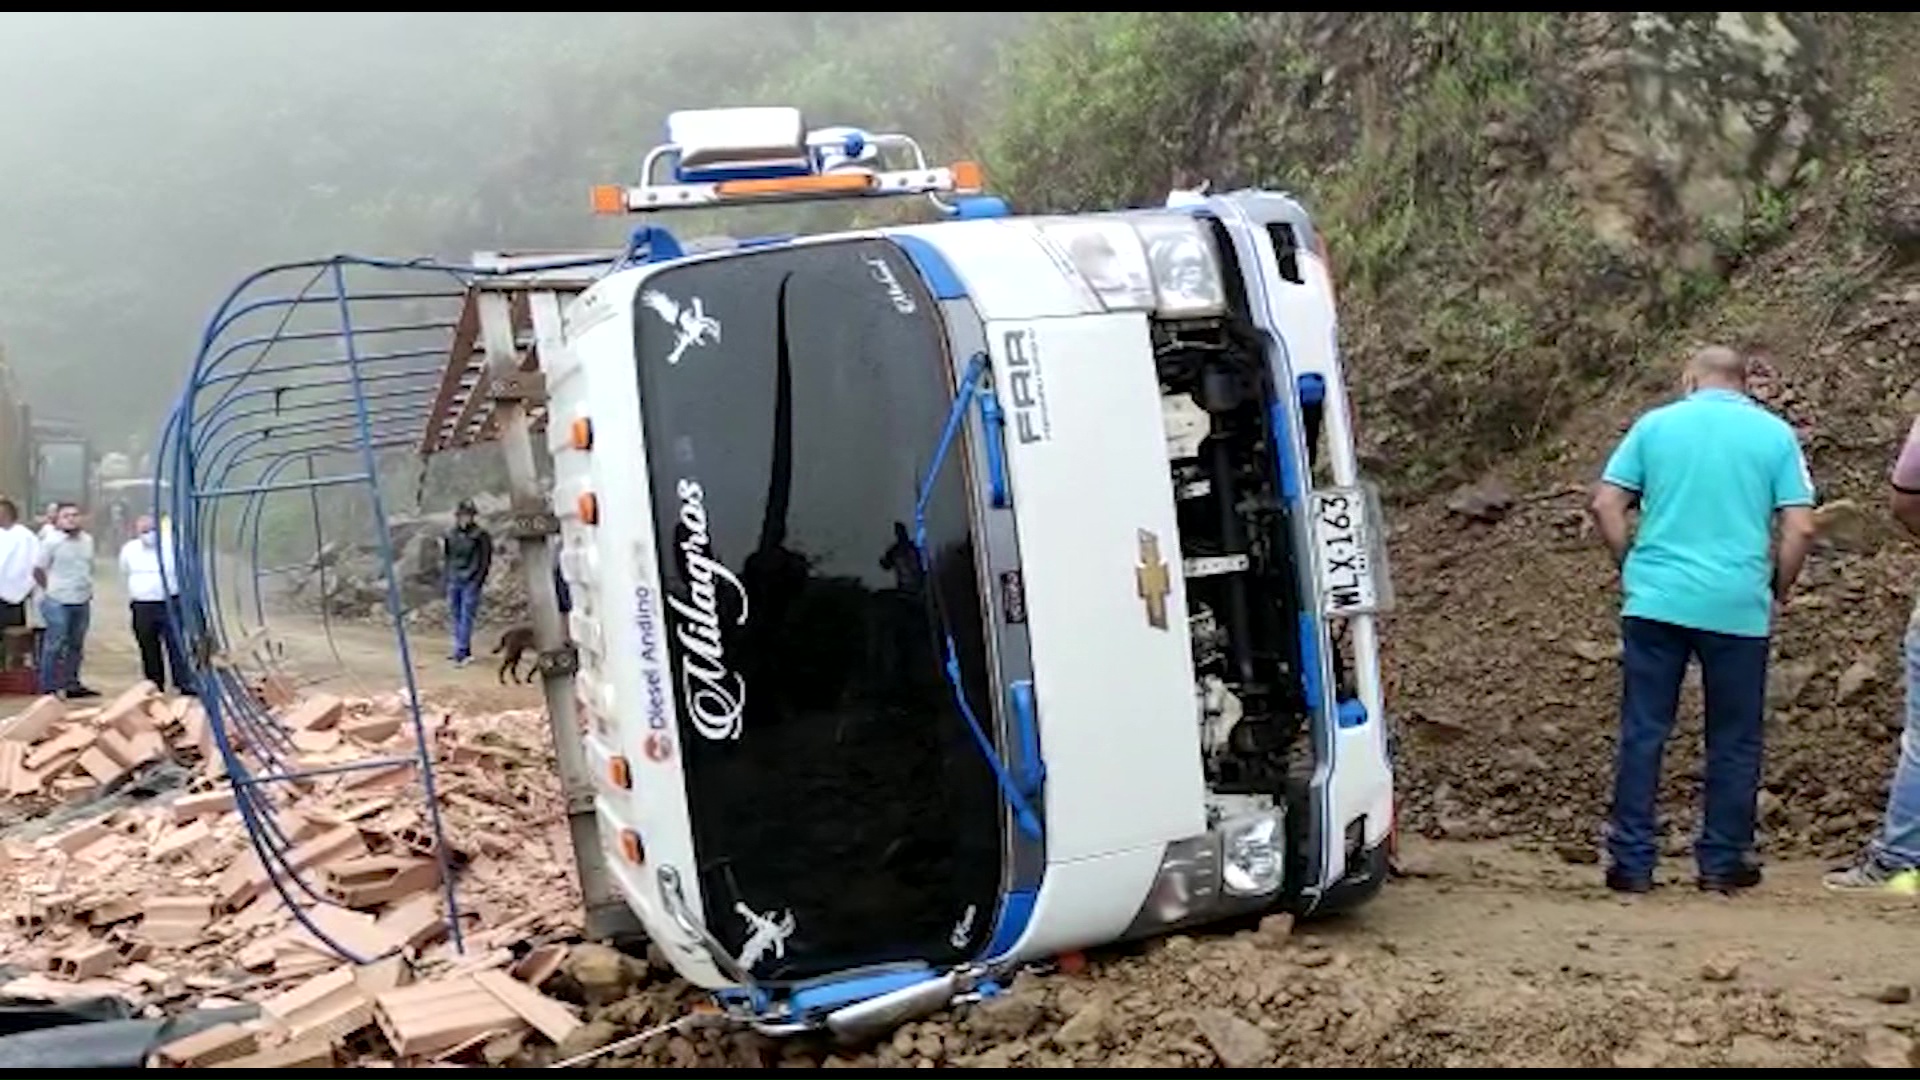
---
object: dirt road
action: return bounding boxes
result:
[586,838,1920,1068]
[11,575,1919,1067]
[7,569,541,711]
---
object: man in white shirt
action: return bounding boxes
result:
[0,499,38,630]
[120,513,191,694]
[35,502,97,699]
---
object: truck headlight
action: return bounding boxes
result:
[1133,214,1227,318]
[1220,811,1285,897]
[1035,215,1228,319]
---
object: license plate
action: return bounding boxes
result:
[1308,486,1383,616]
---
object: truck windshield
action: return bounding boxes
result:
[632,237,1003,982]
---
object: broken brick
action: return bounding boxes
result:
[343,713,403,744]
[511,943,568,989]
[50,821,111,854]
[0,742,21,794]
[374,892,448,953]
[283,905,403,963]
[108,925,153,962]
[375,975,526,1058]
[210,1035,335,1070]
[48,941,117,980]
[152,819,212,861]
[216,825,367,912]
[0,695,64,743]
[282,694,344,732]
[97,682,158,736]
[75,747,129,786]
[153,1021,258,1067]
[341,761,415,794]
[322,854,440,910]
[79,895,142,927]
[170,785,235,822]
[475,968,582,1044]
[26,726,94,770]
[5,755,38,797]
[294,728,344,755]
[175,702,207,751]
[141,895,213,944]
[255,672,297,709]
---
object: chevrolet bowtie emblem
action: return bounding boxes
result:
[1135,529,1171,631]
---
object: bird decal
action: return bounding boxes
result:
[734,902,796,972]
[641,288,722,365]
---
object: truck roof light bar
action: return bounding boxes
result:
[591,106,985,215]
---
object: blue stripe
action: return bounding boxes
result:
[984,889,1037,958]
[891,235,968,300]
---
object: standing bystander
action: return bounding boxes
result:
[0,499,37,631]
[1588,346,1819,893]
[442,499,493,666]
[34,502,97,699]
[119,514,193,695]
[1823,415,1920,893]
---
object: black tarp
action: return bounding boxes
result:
[0,966,256,1069]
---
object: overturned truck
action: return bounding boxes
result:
[166,106,1396,1041]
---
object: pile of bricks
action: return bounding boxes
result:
[0,682,200,801]
[0,687,590,1067]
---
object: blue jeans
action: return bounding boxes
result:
[1868,621,1920,869]
[38,599,90,694]
[1608,616,1770,880]
[448,577,482,660]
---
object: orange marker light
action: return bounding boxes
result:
[618,829,644,864]
[950,160,985,194]
[590,185,627,215]
[609,756,631,790]
[569,416,594,451]
[577,492,599,526]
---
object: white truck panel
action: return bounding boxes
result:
[555,270,722,985]
[990,312,1207,863]
[890,221,1099,320]
[1004,845,1169,960]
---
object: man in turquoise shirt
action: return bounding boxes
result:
[1590,345,1818,894]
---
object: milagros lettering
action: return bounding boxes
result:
[670,479,749,741]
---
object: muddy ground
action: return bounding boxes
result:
[567,842,1920,1069]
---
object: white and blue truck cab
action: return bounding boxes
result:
[549,106,1395,1038]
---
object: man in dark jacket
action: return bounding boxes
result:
[443,499,493,665]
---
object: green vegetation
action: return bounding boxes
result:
[989,11,1857,494]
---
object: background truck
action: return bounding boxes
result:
[0,354,30,510]
[31,417,93,514]
[0,349,94,518]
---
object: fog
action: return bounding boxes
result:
[0,12,1020,456]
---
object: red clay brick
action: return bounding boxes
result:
[0,695,64,743]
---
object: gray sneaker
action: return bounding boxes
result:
[1822,855,1920,895]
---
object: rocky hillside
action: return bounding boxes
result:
[993,12,1920,861]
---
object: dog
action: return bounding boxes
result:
[492,624,537,684]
